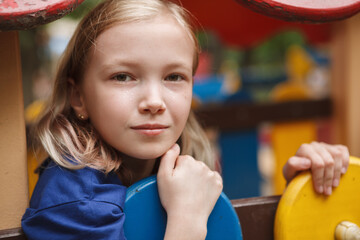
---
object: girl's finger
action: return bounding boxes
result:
[312,143,335,195]
[299,144,325,194]
[336,145,350,174]
[321,143,342,187]
[283,156,311,183]
[158,144,180,176]
[332,154,342,187]
[311,157,325,194]
[322,161,334,195]
[296,143,325,193]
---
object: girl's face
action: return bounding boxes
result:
[72,14,194,161]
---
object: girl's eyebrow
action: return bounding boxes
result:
[100,60,192,73]
[164,62,192,70]
[100,60,140,71]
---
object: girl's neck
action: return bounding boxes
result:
[119,153,157,186]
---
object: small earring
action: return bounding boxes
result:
[78,113,85,120]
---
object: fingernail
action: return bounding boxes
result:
[341,167,347,174]
[302,159,311,167]
[171,144,179,151]
[333,179,339,187]
[318,185,324,193]
[326,187,332,195]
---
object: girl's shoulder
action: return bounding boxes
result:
[29,157,127,212]
[22,158,127,239]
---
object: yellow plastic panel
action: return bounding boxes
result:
[274,156,360,240]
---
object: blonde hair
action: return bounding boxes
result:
[35,0,215,177]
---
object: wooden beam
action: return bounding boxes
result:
[331,14,360,155]
[232,195,281,240]
[0,228,25,240]
[0,31,28,230]
[195,98,332,131]
[0,195,282,240]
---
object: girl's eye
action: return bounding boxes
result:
[165,74,185,82]
[112,73,133,82]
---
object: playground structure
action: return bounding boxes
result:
[1,0,360,239]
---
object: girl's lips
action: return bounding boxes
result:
[131,124,168,129]
[131,124,169,136]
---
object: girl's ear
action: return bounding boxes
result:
[68,78,89,120]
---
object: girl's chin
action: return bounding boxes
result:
[134,152,165,160]
[124,143,177,160]
[116,141,179,161]
[120,150,167,161]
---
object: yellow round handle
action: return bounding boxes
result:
[335,221,360,240]
[274,156,360,240]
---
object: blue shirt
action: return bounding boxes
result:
[22,159,127,240]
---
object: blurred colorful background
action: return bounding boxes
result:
[20,0,360,200]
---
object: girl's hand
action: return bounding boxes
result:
[157,144,223,240]
[283,142,349,195]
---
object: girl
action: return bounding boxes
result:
[22,0,349,239]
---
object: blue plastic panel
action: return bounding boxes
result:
[124,175,242,240]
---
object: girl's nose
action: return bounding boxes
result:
[138,84,166,114]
